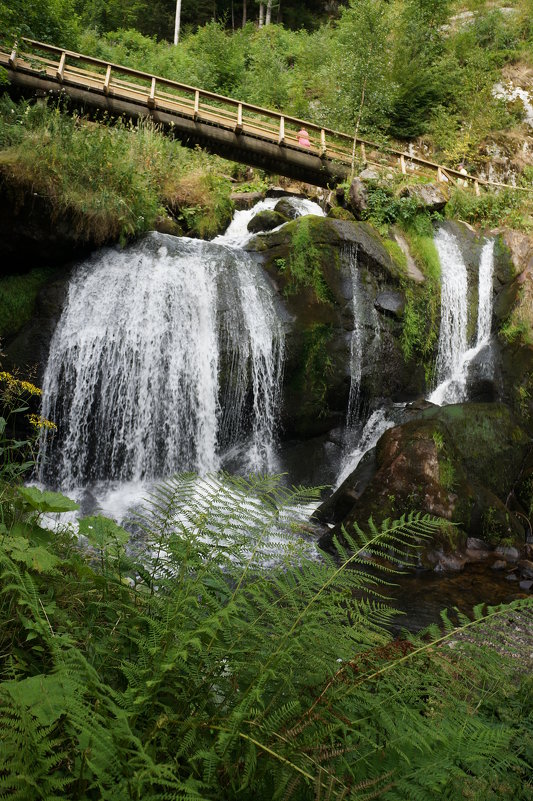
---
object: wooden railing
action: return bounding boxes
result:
[1,37,531,194]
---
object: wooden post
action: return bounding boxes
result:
[9,43,17,69]
[147,77,156,108]
[278,116,285,145]
[56,51,66,82]
[474,179,480,196]
[193,89,200,119]
[320,129,326,157]
[400,154,406,175]
[103,64,112,94]
[360,142,366,162]
[437,166,444,183]
[235,103,243,133]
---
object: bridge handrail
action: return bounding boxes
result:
[3,37,532,194]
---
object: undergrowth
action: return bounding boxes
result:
[0,383,532,800]
[0,96,234,244]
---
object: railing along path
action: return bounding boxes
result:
[1,37,531,193]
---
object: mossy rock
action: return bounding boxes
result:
[317,402,531,555]
[327,207,356,222]
[247,209,288,234]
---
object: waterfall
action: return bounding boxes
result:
[429,231,495,406]
[476,239,495,345]
[345,244,363,427]
[431,228,469,399]
[336,408,394,489]
[38,233,284,490]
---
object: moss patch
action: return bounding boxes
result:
[0,268,57,340]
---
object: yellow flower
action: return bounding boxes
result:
[0,371,42,397]
[27,414,57,431]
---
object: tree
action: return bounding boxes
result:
[333,0,392,170]
[174,0,182,44]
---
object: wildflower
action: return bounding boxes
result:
[0,372,42,396]
[27,414,57,431]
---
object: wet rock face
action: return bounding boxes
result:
[246,216,425,437]
[247,209,288,233]
[317,403,532,561]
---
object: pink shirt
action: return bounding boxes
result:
[298,129,311,148]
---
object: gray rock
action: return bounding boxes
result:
[359,167,381,182]
[495,545,520,562]
[274,198,300,220]
[519,579,533,591]
[467,537,491,550]
[247,209,288,234]
[348,178,368,219]
[374,291,405,319]
[506,572,519,581]
[402,183,449,212]
[491,559,507,571]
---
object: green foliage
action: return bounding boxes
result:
[298,323,334,418]
[446,186,530,232]
[0,0,80,48]
[0,471,532,800]
[362,186,421,233]
[0,98,233,244]
[0,267,57,340]
[283,218,332,304]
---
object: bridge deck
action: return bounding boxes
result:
[1,38,530,192]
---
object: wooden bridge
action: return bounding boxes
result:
[1,37,530,192]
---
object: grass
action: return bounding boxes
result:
[0,268,57,339]
[0,96,234,244]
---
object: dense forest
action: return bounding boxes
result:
[1,1,533,799]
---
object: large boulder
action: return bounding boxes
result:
[317,403,531,563]
[347,178,368,219]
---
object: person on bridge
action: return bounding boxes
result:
[298,128,311,148]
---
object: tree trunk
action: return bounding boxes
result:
[242,0,247,26]
[265,0,273,25]
[174,0,182,45]
[259,2,264,27]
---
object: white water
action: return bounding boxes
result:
[345,244,363,427]
[336,408,395,489]
[38,232,285,491]
[430,235,495,406]
[215,196,324,248]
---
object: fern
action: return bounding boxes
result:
[0,473,531,800]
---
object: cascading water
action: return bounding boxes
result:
[38,233,285,491]
[38,195,326,512]
[345,244,363,427]
[429,228,469,405]
[429,233,495,406]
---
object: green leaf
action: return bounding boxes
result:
[17,486,79,513]
[78,515,130,548]
[3,536,60,573]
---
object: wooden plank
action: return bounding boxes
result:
[148,76,156,108]
[103,64,111,94]
[235,102,243,133]
[278,116,285,145]
[56,51,66,81]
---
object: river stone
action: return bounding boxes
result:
[491,559,507,570]
[402,183,449,212]
[495,545,520,561]
[327,206,356,221]
[247,209,288,233]
[374,291,405,319]
[274,198,300,220]
[518,559,533,579]
[519,579,533,591]
[348,178,368,219]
